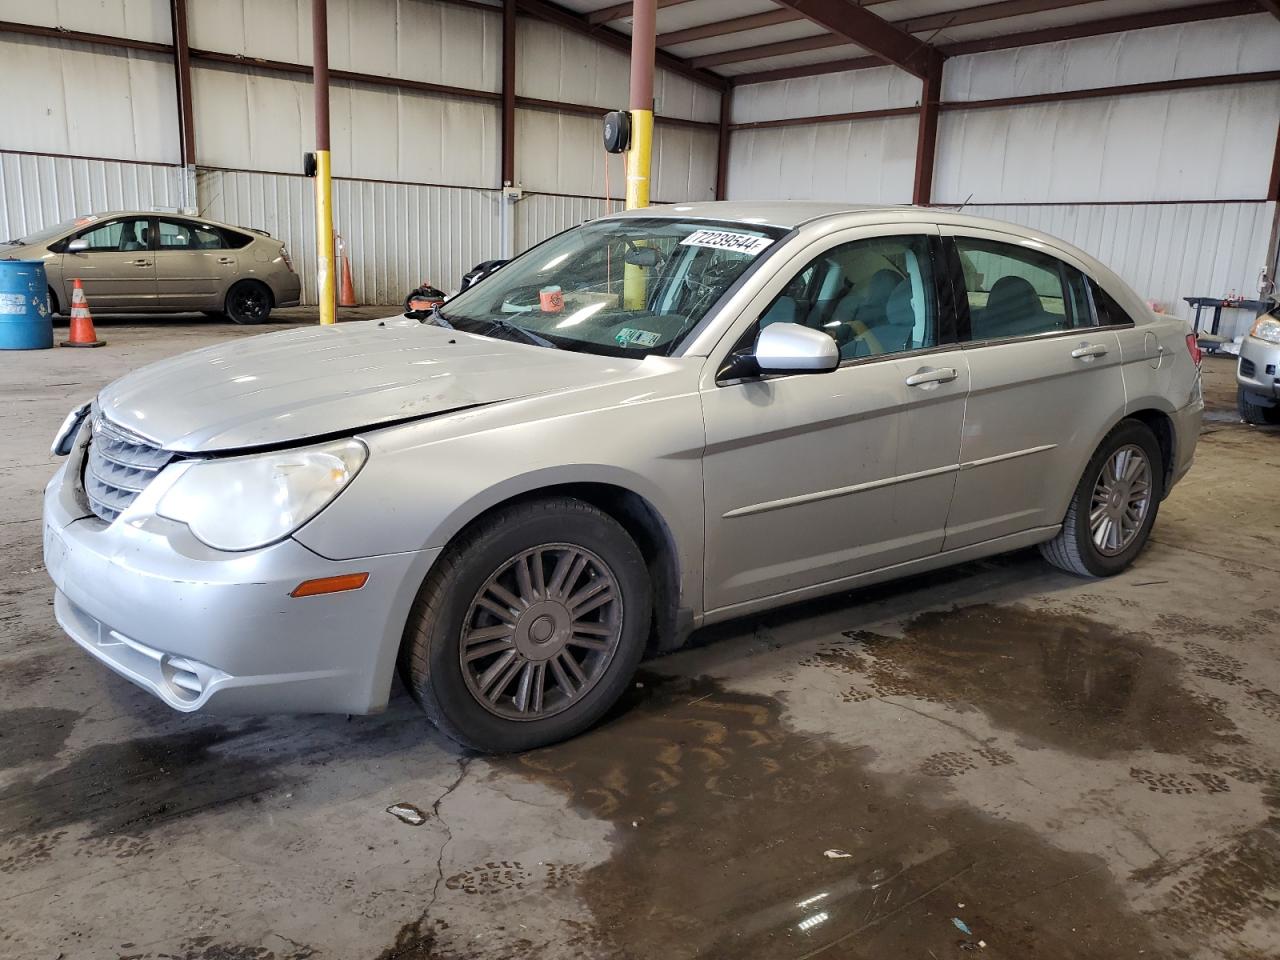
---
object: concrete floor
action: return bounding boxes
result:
[1,315,1278,960]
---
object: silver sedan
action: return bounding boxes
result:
[44,202,1203,752]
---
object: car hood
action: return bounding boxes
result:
[98,318,634,452]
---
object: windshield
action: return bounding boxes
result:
[440,217,787,356]
[4,216,95,246]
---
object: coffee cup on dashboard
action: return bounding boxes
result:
[540,286,564,313]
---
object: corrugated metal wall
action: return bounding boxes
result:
[0,37,178,164]
[515,193,613,254]
[729,65,920,204]
[932,83,1280,206]
[728,117,918,205]
[198,168,503,304]
[0,152,183,243]
[727,15,1280,329]
[0,0,170,43]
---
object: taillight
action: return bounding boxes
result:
[281,246,295,272]
[1185,333,1202,367]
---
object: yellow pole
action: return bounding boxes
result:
[622,0,655,310]
[624,109,653,211]
[313,0,336,325]
[315,150,336,325]
[622,109,654,309]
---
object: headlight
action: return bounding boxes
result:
[51,401,92,456]
[1252,314,1280,345]
[157,438,367,551]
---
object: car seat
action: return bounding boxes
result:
[875,282,918,353]
[119,222,146,252]
[976,275,1046,339]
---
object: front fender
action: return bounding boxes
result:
[292,380,707,615]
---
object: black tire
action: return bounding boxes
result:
[225,280,273,324]
[400,497,651,753]
[1040,419,1164,578]
[47,287,60,316]
[1238,385,1280,426]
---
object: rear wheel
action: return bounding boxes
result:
[1238,385,1280,425]
[225,281,272,324]
[1040,419,1164,578]
[400,497,651,753]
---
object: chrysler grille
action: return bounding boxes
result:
[84,417,175,522]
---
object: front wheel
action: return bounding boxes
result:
[1040,419,1164,578]
[225,281,273,324]
[1238,385,1280,425]
[400,497,651,753]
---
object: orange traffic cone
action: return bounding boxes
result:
[61,279,104,348]
[338,240,357,307]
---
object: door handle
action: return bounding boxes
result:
[217,257,235,264]
[905,367,958,387]
[1071,343,1108,359]
[131,259,151,267]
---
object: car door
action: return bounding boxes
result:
[939,228,1127,550]
[700,226,970,613]
[59,216,156,309]
[155,218,239,310]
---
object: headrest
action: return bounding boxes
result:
[986,275,1041,320]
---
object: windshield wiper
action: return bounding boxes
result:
[484,318,557,349]
[425,303,453,329]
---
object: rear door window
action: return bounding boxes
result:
[953,237,1092,341]
[158,219,226,250]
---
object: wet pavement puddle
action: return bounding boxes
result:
[493,672,1182,958]
[810,604,1239,758]
[0,720,285,842]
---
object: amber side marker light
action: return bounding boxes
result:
[290,572,370,598]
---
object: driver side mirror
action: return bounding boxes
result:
[719,322,840,380]
[755,322,839,374]
[66,238,89,253]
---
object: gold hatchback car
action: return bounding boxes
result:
[3,211,301,324]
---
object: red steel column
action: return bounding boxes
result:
[502,0,516,187]
[912,63,942,206]
[715,86,732,200]
[169,0,196,210]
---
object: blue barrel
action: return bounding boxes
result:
[0,260,53,350]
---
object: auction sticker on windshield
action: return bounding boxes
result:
[679,229,773,255]
[615,328,661,348]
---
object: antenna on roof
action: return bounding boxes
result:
[957,193,974,212]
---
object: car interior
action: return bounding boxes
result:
[958,242,1079,340]
[759,237,935,360]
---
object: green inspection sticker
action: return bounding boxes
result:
[615,328,661,348]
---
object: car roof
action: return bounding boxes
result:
[602,201,1066,241]
[65,211,257,235]
[598,200,1129,300]
[605,200,902,230]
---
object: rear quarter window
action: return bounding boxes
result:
[221,230,255,249]
[1090,280,1135,327]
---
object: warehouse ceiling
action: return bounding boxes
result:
[547,0,1276,83]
